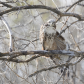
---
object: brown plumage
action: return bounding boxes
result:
[40,19,69,65]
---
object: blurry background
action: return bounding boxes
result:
[0,0,84,84]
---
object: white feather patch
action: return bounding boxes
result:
[45,26,56,34]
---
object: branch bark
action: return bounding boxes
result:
[0,50,81,57]
[0,50,83,62]
[0,5,84,20]
[1,17,14,52]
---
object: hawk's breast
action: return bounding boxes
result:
[45,26,56,34]
[44,26,57,50]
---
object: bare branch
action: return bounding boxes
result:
[55,72,64,84]
[1,17,14,52]
[0,50,83,62]
[5,62,31,84]
[0,55,40,63]
[0,5,83,20]
[58,20,79,36]
[0,1,13,8]
[29,57,83,77]
[65,0,83,12]
[0,50,81,57]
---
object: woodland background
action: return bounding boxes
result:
[0,0,84,84]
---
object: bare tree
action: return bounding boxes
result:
[0,0,84,84]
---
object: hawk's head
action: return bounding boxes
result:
[46,19,56,28]
[44,19,56,34]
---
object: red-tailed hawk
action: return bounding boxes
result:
[40,19,69,65]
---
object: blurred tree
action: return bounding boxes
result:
[0,0,84,84]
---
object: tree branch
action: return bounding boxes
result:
[0,1,13,8]
[29,56,83,77]
[0,50,83,63]
[0,50,81,57]
[65,0,83,12]
[1,17,14,52]
[0,5,84,20]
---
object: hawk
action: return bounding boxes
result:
[39,19,69,65]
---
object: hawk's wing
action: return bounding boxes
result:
[55,31,66,50]
[51,31,68,65]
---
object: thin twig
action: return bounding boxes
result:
[58,20,79,36]
[65,0,83,12]
[0,1,13,8]
[55,73,63,84]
